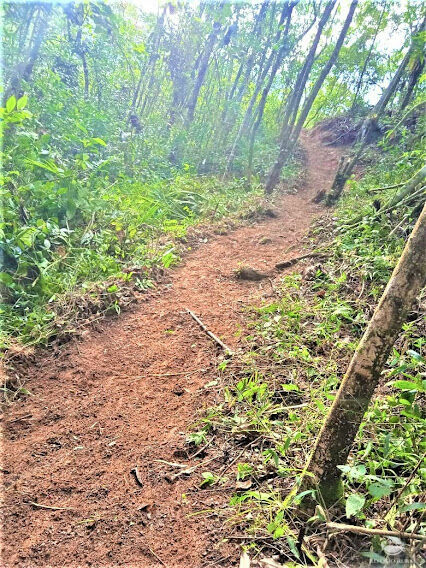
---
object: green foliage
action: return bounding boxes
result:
[2,0,422,351]
[195,115,425,562]
[0,95,265,347]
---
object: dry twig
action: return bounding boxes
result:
[326,522,426,542]
[187,308,234,355]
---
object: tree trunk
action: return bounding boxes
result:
[219,2,271,147]
[137,6,167,117]
[289,1,358,148]
[350,1,386,112]
[246,1,308,182]
[224,2,292,174]
[266,0,358,194]
[4,4,52,102]
[300,203,426,505]
[323,41,416,204]
[186,22,221,124]
[81,51,89,99]
[264,0,337,192]
[399,56,425,111]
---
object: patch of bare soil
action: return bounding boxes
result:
[1,132,343,567]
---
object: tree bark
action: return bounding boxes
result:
[300,203,426,505]
[399,56,425,111]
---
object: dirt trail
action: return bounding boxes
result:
[2,132,341,568]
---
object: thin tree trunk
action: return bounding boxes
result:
[137,7,167,117]
[263,0,337,192]
[351,1,386,112]
[266,0,356,193]
[246,1,305,182]
[224,2,294,174]
[4,5,52,102]
[81,51,89,99]
[299,203,426,505]
[399,56,425,111]
[323,42,415,205]
[186,22,221,124]
[233,1,270,104]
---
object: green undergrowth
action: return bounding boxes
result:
[188,135,425,566]
[1,97,301,350]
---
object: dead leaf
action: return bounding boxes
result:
[236,479,252,490]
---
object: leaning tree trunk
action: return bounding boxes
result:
[323,19,425,205]
[299,203,426,505]
[399,56,425,111]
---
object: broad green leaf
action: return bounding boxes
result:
[345,493,365,518]
[361,552,387,564]
[293,489,315,505]
[6,95,16,112]
[200,471,216,487]
[17,227,37,248]
[281,383,300,392]
[0,272,14,287]
[368,482,393,499]
[400,502,426,512]
[286,535,300,559]
[407,349,424,362]
[392,380,421,391]
[273,526,285,539]
[17,94,28,110]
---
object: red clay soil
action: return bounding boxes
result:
[1,132,342,568]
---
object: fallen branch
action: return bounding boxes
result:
[275,252,327,270]
[367,182,405,194]
[344,166,426,228]
[130,466,144,487]
[165,455,218,482]
[186,309,234,356]
[326,522,426,542]
[148,546,168,567]
[27,501,74,511]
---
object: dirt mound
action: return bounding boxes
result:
[314,114,360,146]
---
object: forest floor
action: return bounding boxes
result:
[2,131,343,568]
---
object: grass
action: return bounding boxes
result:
[186,142,426,566]
[1,174,273,350]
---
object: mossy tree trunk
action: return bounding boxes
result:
[300,204,426,505]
